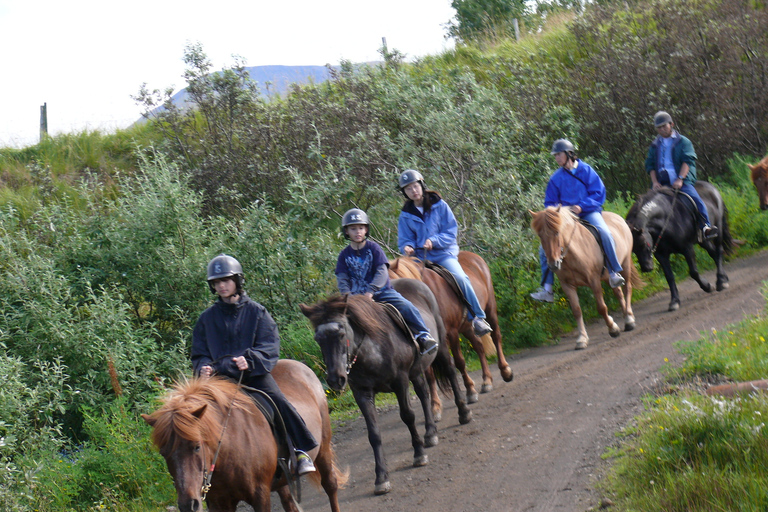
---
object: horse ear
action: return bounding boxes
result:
[527,209,535,217]
[299,304,311,317]
[747,163,756,171]
[141,413,156,427]
[192,404,207,419]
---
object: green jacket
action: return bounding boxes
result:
[645,132,698,185]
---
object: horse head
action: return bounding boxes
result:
[748,156,768,210]
[142,379,233,512]
[626,191,668,273]
[530,206,572,271]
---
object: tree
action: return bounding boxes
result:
[448,0,528,42]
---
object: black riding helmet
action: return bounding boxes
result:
[341,208,370,239]
[206,253,244,294]
[551,139,577,162]
[398,169,425,198]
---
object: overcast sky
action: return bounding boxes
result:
[0,0,456,148]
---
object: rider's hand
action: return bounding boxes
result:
[424,239,433,250]
[232,356,248,371]
[673,178,683,189]
[200,365,213,378]
[652,181,662,191]
[570,205,582,215]
[364,292,373,300]
[404,245,415,256]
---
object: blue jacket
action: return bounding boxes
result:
[191,293,279,379]
[544,160,606,216]
[398,192,459,260]
[645,131,698,185]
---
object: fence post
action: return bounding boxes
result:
[40,102,48,141]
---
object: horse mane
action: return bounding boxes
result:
[388,257,424,280]
[145,377,253,453]
[302,294,389,344]
[531,206,575,235]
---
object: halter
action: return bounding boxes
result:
[340,295,366,374]
[201,370,244,501]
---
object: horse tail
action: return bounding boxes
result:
[429,351,455,397]
[628,261,646,289]
[720,203,734,256]
[307,449,350,490]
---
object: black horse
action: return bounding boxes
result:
[626,181,733,311]
[300,278,471,496]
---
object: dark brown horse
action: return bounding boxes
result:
[142,359,347,512]
[300,278,471,496]
[388,251,513,404]
[748,156,768,210]
[531,207,639,350]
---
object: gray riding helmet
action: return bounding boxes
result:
[551,139,576,155]
[206,253,244,293]
[654,111,673,127]
[398,169,425,198]
[341,208,370,239]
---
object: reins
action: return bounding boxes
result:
[651,188,679,254]
[341,295,364,374]
[201,370,244,501]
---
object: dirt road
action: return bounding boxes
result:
[279,249,768,512]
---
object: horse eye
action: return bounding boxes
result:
[194,444,201,453]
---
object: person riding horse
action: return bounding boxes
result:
[191,253,317,476]
[645,110,718,240]
[530,139,625,303]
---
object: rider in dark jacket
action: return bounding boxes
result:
[191,254,317,476]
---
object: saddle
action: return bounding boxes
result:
[657,187,704,241]
[379,302,420,352]
[423,260,474,314]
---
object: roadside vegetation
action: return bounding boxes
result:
[0,0,766,509]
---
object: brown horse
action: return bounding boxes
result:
[142,359,347,512]
[530,207,638,350]
[388,251,513,404]
[748,156,768,210]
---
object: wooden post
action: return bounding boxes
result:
[513,19,520,41]
[40,102,48,141]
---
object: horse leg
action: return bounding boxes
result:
[434,347,473,425]
[487,308,513,383]
[392,375,430,466]
[410,371,439,448]
[425,366,443,422]
[276,485,299,512]
[462,326,494,394]
[561,283,589,349]
[683,246,713,293]
[352,387,391,495]
[315,443,342,512]
[448,329,479,403]
[617,267,635,331]
[702,239,730,291]
[656,252,681,311]
[591,279,620,339]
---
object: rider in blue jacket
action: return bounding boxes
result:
[530,139,625,303]
[397,169,493,337]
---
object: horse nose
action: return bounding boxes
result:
[178,498,203,512]
[327,373,347,392]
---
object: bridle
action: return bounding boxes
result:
[200,370,243,501]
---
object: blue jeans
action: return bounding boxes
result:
[373,288,430,338]
[538,211,623,283]
[424,253,486,320]
[656,173,711,228]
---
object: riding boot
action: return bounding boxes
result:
[416,333,438,355]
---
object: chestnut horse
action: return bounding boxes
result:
[530,207,638,350]
[300,278,471,496]
[748,156,768,210]
[388,251,513,404]
[142,359,347,512]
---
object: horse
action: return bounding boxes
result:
[530,206,638,350]
[748,155,768,210]
[626,182,733,311]
[141,359,347,512]
[388,251,513,404]
[300,278,472,496]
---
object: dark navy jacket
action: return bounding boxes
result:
[191,293,279,379]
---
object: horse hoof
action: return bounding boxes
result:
[501,367,514,382]
[717,281,729,291]
[413,454,429,467]
[424,435,438,448]
[466,392,479,404]
[609,328,620,338]
[481,383,493,394]
[702,284,714,293]
[668,301,680,312]
[433,410,442,423]
[459,410,473,424]
[374,481,392,495]
[575,340,588,350]
[624,322,636,332]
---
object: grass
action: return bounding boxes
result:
[600,298,768,511]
